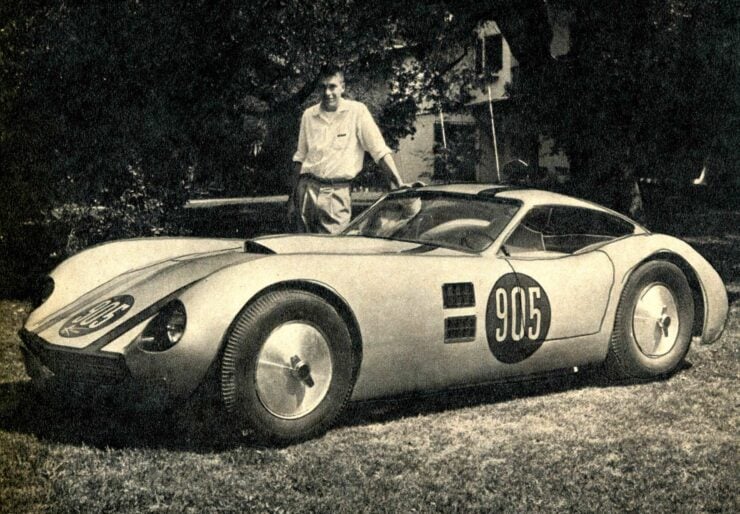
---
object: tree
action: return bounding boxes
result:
[510,0,739,216]
[1,0,545,210]
[2,1,735,296]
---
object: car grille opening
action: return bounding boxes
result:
[20,330,129,384]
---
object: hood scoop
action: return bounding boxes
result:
[244,240,275,254]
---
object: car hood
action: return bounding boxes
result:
[26,244,266,349]
[26,234,449,349]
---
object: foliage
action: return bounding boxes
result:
[0,1,535,211]
[0,1,518,297]
[510,0,739,211]
[0,0,737,295]
[47,164,189,256]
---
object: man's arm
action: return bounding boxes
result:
[378,153,404,190]
[356,105,405,189]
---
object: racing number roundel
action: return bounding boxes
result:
[486,274,551,363]
[59,295,134,338]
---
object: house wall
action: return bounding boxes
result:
[395,112,480,184]
[469,21,518,105]
[395,114,436,184]
[394,14,573,186]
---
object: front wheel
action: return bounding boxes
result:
[220,290,357,443]
[606,261,694,379]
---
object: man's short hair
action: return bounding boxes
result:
[319,64,344,82]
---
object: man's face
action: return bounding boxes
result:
[319,73,344,111]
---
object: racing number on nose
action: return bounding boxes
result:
[59,295,135,337]
[486,274,551,363]
[71,299,129,329]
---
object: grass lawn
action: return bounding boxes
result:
[0,209,738,513]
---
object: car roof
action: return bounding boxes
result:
[414,183,644,229]
[418,183,615,213]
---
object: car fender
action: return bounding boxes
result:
[600,234,728,344]
[160,249,611,401]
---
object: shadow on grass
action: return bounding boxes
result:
[728,291,740,306]
[338,363,692,429]
[0,380,250,452]
[0,363,689,450]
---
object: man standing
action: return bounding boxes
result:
[290,65,405,233]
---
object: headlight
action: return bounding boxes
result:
[138,301,187,352]
[32,276,55,308]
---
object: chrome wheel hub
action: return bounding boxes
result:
[255,322,333,419]
[632,283,680,357]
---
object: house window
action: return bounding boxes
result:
[475,34,503,76]
[433,122,477,183]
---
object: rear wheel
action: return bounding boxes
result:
[220,290,357,443]
[606,261,694,379]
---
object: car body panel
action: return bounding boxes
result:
[26,238,245,329]
[20,186,729,411]
[27,248,265,350]
[598,233,728,344]
[502,251,614,339]
[158,248,611,401]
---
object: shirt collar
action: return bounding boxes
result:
[313,97,349,116]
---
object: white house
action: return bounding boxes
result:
[393,14,571,187]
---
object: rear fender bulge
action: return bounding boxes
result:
[644,252,705,337]
[629,252,727,344]
[603,235,728,344]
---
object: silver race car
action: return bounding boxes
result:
[20,185,728,442]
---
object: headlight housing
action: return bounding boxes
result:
[138,301,187,352]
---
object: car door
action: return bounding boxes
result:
[487,205,633,363]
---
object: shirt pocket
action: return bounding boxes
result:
[331,122,351,150]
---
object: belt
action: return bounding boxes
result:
[300,173,353,186]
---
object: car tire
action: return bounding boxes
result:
[220,290,357,444]
[606,260,694,380]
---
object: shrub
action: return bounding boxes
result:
[0,165,190,299]
[49,165,190,257]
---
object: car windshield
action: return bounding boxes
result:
[342,191,520,252]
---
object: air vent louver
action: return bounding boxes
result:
[444,316,476,343]
[442,283,475,309]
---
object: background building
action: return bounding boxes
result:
[394,17,571,187]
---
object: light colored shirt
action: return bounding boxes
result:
[292,98,392,180]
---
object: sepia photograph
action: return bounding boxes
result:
[1,1,737,512]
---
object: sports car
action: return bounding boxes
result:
[20,184,728,443]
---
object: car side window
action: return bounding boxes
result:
[505,206,635,255]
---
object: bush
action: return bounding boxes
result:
[0,165,190,299]
[50,165,189,256]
